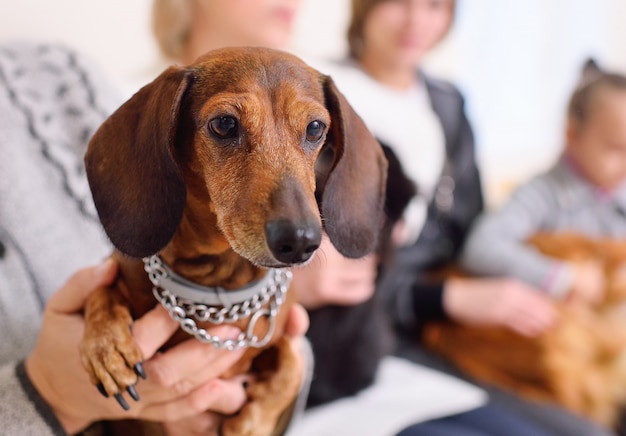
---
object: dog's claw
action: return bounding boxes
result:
[114,393,130,411]
[127,385,140,402]
[134,362,146,380]
[96,383,109,398]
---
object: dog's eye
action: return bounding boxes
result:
[208,116,239,139]
[306,120,326,143]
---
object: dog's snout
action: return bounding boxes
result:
[265,219,321,264]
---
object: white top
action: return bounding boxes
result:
[313,59,446,244]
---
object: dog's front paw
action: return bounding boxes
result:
[79,317,145,410]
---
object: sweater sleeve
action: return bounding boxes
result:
[0,362,65,436]
[459,175,574,297]
[0,41,121,436]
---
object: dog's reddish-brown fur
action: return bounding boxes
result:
[424,233,626,428]
[79,47,387,435]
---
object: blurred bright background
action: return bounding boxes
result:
[2,0,626,206]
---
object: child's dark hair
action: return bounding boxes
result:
[568,58,626,123]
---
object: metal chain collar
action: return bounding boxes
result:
[143,255,292,351]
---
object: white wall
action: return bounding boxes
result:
[0,0,159,87]
[2,1,626,205]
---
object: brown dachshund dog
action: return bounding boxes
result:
[424,233,626,429]
[79,47,387,435]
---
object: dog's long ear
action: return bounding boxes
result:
[85,67,193,258]
[320,76,388,258]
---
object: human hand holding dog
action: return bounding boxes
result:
[443,277,559,337]
[568,261,606,305]
[25,259,249,434]
[162,304,310,436]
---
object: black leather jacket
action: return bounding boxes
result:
[379,74,484,334]
[306,73,483,407]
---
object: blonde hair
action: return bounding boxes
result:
[347,0,456,59]
[152,0,194,60]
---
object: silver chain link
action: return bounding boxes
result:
[144,256,292,351]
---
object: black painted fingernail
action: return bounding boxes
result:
[114,393,130,411]
[96,383,109,398]
[134,362,146,380]
[127,385,140,402]
[242,380,249,389]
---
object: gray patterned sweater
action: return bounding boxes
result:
[0,42,119,435]
[460,156,626,297]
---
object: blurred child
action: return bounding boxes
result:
[461,59,626,304]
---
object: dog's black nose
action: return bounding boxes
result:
[265,219,321,264]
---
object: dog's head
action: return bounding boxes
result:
[85,47,387,267]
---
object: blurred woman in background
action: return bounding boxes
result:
[152,0,301,64]
[296,0,612,435]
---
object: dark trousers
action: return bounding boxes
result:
[397,404,554,436]
[395,339,614,436]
